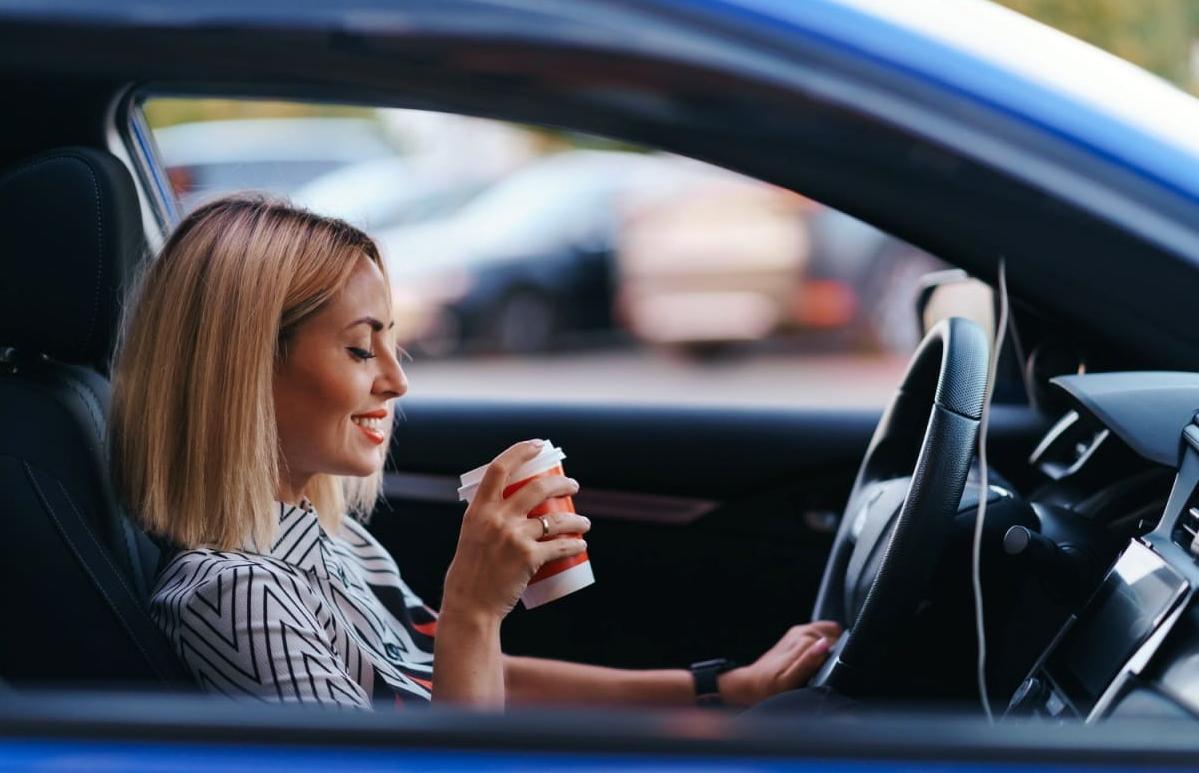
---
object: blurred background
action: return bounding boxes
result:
[142,0,1193,408]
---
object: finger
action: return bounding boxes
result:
[475,439,546,503]
[523,512,592,541]
[504,475,579,517]
[784,625,814,643]
[533,537,588,567]
[779,636,832,689]
[777,625,816,649]
[805,620,844,637]
[782,631,819,653]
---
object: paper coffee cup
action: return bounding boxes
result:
[458,440,594,608]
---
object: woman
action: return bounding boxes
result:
[110,195,839,709]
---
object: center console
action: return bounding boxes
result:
[1009,421,1199,721]
[1009,540,1190,719]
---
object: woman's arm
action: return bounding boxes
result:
[504,655,693,706]
[158,563,373,708]
[432,440,590,706]
[503,621,842,708]
[432,608,505,707]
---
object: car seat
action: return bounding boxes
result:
[0,147,189,688]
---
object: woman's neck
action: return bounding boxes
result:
[277,473,313,506]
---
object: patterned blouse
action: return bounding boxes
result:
[150,502,437,708]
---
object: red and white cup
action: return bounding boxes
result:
[458,440,595,609]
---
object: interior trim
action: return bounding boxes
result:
[383,471,717,525]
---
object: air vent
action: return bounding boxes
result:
[1175,505,1199,557]
[1029,410,1110,480]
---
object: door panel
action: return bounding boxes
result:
[369,398,1050,669]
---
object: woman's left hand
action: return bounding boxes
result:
[718,620,843,706]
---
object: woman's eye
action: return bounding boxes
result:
[347,346,377,361]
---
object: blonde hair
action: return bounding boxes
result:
[110,195,388,551]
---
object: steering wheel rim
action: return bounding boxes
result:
[811,316,990,695]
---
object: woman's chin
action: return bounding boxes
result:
[346,459,382,477]
[325,453,383,478]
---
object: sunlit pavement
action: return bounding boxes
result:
[404,349,908,408]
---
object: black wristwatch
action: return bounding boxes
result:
[690,657,737,706]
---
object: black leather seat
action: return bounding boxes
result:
[0,147,189,688]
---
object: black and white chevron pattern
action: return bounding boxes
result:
[151,503,437,708]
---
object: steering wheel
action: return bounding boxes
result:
[810,317,990,695]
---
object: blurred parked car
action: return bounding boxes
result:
[804,207,947,353]
[616,177,813,354]
[154,117,399,210]
[618,191,946,355]
[291,112,537,232]
[292,156,496,232]
[377,150,680,355]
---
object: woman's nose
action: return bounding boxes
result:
[375,346,408,399]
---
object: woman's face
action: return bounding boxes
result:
[274,256,407,494]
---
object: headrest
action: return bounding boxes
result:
[0,147,146,370]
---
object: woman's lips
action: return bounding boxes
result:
[353,423,386,445]
[351,410,389,445]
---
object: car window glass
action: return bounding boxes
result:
[142,97,959,408]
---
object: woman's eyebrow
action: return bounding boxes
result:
[345,317,395,332]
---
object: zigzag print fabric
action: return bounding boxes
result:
[151,502,437,708]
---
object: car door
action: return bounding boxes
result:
[375,400,871,669]
[371,396,1045,670]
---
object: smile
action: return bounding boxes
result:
[351,410,388,445]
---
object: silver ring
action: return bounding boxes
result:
[539,515,550,539]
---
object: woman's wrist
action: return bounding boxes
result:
[717,666,757,707]
[439,565,505,628]
[432,603,505,706]
[437,598,504,633]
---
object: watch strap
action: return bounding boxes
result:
[690,657,735,706]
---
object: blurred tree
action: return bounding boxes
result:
[144,97,642,154]
[995,0,1199,91]
[142,98,376,128]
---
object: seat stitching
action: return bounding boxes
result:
[22,460,165,680]
[25,373,120,572]
[61,376,104,454]
[0,153,106,359]
[84,160,104,360]
[0,152,93,188]
[62,376,146,594]
[0,366,105,446]
[57,479,144,611]
[118,509,149,598]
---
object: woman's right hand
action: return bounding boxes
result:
[441,439,591,622]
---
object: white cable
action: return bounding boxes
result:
[973,259,1008,723]
[1002,290,1036,408]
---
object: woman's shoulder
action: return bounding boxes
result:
[149,545,335,654]
[152,546,308,601]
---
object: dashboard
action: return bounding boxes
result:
[1006,372,1199,722]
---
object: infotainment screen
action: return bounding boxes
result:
[1043,540,1188,715]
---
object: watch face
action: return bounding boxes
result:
[691,658,733,706]
[693,658,734,673]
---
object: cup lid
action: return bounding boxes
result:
[458,440,566,501]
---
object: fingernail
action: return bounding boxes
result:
[581,516,591,527]
[569,478,579,488]
[528,439,544,449]
[812,637,829,655]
